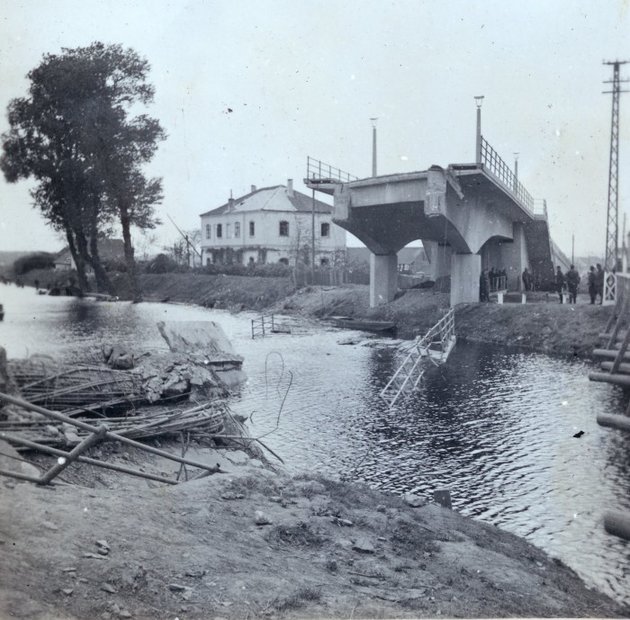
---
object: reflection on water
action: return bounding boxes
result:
[0,283,629,605]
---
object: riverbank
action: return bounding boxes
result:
[125,273,614,356]
[1,448,627,619]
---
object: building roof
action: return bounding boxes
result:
[346,246,426,265]
[200,184,333,217]
[55,239,125,261]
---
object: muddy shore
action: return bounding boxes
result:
[128,273,613,357]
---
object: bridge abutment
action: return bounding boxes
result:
[451,253,481,305]
[369,253,398,306]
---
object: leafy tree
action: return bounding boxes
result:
[0,42,164,298]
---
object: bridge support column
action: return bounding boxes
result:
[425,241,452,281]
[370,253,398,307]
[499,223,529,290]
[450,253,481,306]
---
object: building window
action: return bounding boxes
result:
[321,222,330,237]
[320,258,330,266]
[226,223,231,239]
[216,224,222,238]
[205,224,211,239]
[279,257,289,265]
[249,221,255,237]
[206,257,212,266]
[234,222,240,237]
[279,220,289,237]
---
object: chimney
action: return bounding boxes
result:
[250,184,257,193]
[287,178,294,197]
[228,197,234,211]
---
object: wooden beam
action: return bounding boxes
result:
[600,361,630,373]
[592,348,630,360]
[0,392,223,476]
[604,511,630,541]
[38,426,107,485]
[588,372,630,386]
[597,413,630,433]
[1,432,178,485]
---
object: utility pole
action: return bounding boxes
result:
[603,60,629,279]
[311,187,316,280]
[370,117,378,176]
[571,233,575,266]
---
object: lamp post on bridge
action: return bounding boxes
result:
[513,152,519,191]
[474,96,484,164]
[370,117,378,177]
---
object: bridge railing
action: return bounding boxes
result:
[480,136,535,213]
[306,156,359,183]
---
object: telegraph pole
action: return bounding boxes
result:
[603,60,629,279]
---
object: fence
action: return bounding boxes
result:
[480,136,535,213]
[306,156,359,183]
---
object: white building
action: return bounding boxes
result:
[199,180,345,266]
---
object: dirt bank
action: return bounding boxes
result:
[1,450,627,620]
[130,273,296,311]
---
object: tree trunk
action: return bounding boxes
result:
[119,202,140,302]
[88,216,114,295]
[65,230,89,295]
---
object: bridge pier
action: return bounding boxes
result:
[369,253,398,306]
[425,241,452,281]
[451,253,481,306]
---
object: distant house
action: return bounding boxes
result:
[199,180,346,266]
[54,239,125,271]
[346,246,430,274]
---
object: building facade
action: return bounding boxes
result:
[199,180,345,266]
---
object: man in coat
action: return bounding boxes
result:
[555,266,566,303]
[566,265,580,304]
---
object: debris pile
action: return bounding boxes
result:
[0,320,246,454]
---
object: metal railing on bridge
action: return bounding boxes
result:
[480,136,535,214]
[306,156,359,184]
[380,307,456,408]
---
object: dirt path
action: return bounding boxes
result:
[0,444,627,619]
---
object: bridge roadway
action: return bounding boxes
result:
[307,161,567,306]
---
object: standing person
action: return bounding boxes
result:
[596,263,605,304]
[521,268,532,291]
[555,266,566,303]
[479,269,490,302]
[587,266,597,304]
[566,264,580,304]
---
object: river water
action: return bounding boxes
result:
[0,283,629,605]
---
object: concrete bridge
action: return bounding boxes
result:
[305,144,567,307]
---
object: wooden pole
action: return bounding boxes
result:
[0,392,223,475]
[597,413,630,433]
[38,426,108,485]
[604,510,630,541]
[1,431,178,485]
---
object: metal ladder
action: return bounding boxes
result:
[380,307,456,408]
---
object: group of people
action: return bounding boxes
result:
[555,263,604,304]
[479,267,508,302]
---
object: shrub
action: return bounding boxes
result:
[102,257,127,273]
[13,252,55,275]
[194,263,292,278]
[144,253,182,274]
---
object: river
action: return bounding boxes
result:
[0,282,629,606]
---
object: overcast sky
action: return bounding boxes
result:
[0,0,629,257]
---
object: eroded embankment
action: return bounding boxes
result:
[0,464,627,619]
[109,273,614,357]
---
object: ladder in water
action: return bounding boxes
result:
[380,307,456,408]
